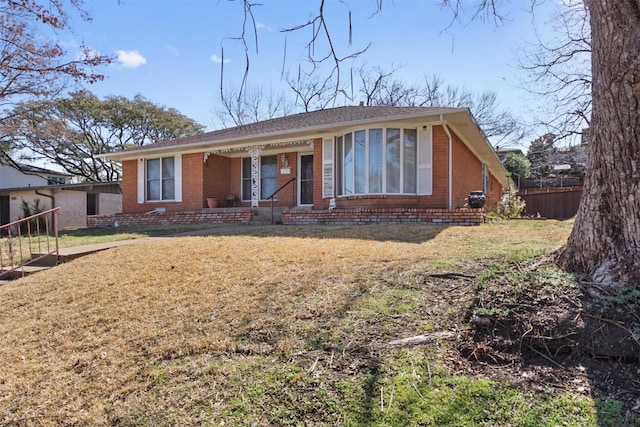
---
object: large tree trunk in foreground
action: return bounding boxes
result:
[556,0,640,287]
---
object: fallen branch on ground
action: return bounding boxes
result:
[426,272,476,280]
[385,331,458,348]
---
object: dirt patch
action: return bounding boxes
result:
[455,256,640,415]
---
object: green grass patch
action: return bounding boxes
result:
[338,349,613,427]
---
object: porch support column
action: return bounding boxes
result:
[248,145,264,208]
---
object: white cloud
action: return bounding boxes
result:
[116,50,147,68]
[165,44,180,57]
[256,22,273,32]
[210,54,231,64]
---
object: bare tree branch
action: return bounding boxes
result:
[216,84,295,126]
[516,1,591,140]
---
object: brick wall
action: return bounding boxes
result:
[203,153,232,204]
[282,207,483,225]
[275,151,298,205]
[487,174,503,207]
[451,131,484,208]
[431,126,451,208]
[449,130,504,210]
[122,159,138,213]
[123,153,209,214]
[88,209,253,228]
[183,152,206,209]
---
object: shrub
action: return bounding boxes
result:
[19,198,47,233]
[498,190,526,219]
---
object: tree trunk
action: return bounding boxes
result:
[556,0,640,287]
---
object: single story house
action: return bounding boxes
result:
[100,106,509,226]
[0,160,122,229]
[1,182,122,230]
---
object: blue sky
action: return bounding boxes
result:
[67,0,563,139]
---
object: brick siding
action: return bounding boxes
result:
[451,131,483,208]
[203,153,232,203]
[282,207,483,225]
[87,209,253,228]
[431,126,451,208]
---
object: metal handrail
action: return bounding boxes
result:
[0,207,60,280]
[266,177,297,224]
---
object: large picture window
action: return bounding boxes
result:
[146,157,175,201]
[335,127,427,196]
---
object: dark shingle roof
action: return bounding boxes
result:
[17,163,70,176]
[124,105,463,152]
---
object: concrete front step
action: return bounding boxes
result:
[250,206,291,225]
[0,265,51,280]
[29,254,59,267]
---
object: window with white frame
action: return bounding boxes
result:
[482,163,490,194]
[335,127,426,196]
[146,157,175,201]
[136,155,182,204]
[241,155,278,201]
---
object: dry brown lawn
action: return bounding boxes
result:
[0,221,572,426]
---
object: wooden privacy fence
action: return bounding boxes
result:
[519,177,583,190]
[518,188,582,219]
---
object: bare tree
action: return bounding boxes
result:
[0,0,111,166]
[517,1,591,139]
[216,84,295,126]
[356,65,397,107]
[220,0,368,106]
[285,71,343,112]
[355,68,522,145]
[0,0,110,112]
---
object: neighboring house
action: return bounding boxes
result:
[0,162,122,230]
[495,148,525,162]
[549,143,588,176]
[0,161,70,188]
[102,106,509,225]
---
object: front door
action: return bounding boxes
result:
[299,154,313,205]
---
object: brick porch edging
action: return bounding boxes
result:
[282,208,484,225]
[87,209,254,228]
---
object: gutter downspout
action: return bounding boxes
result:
[440,114,453,210]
